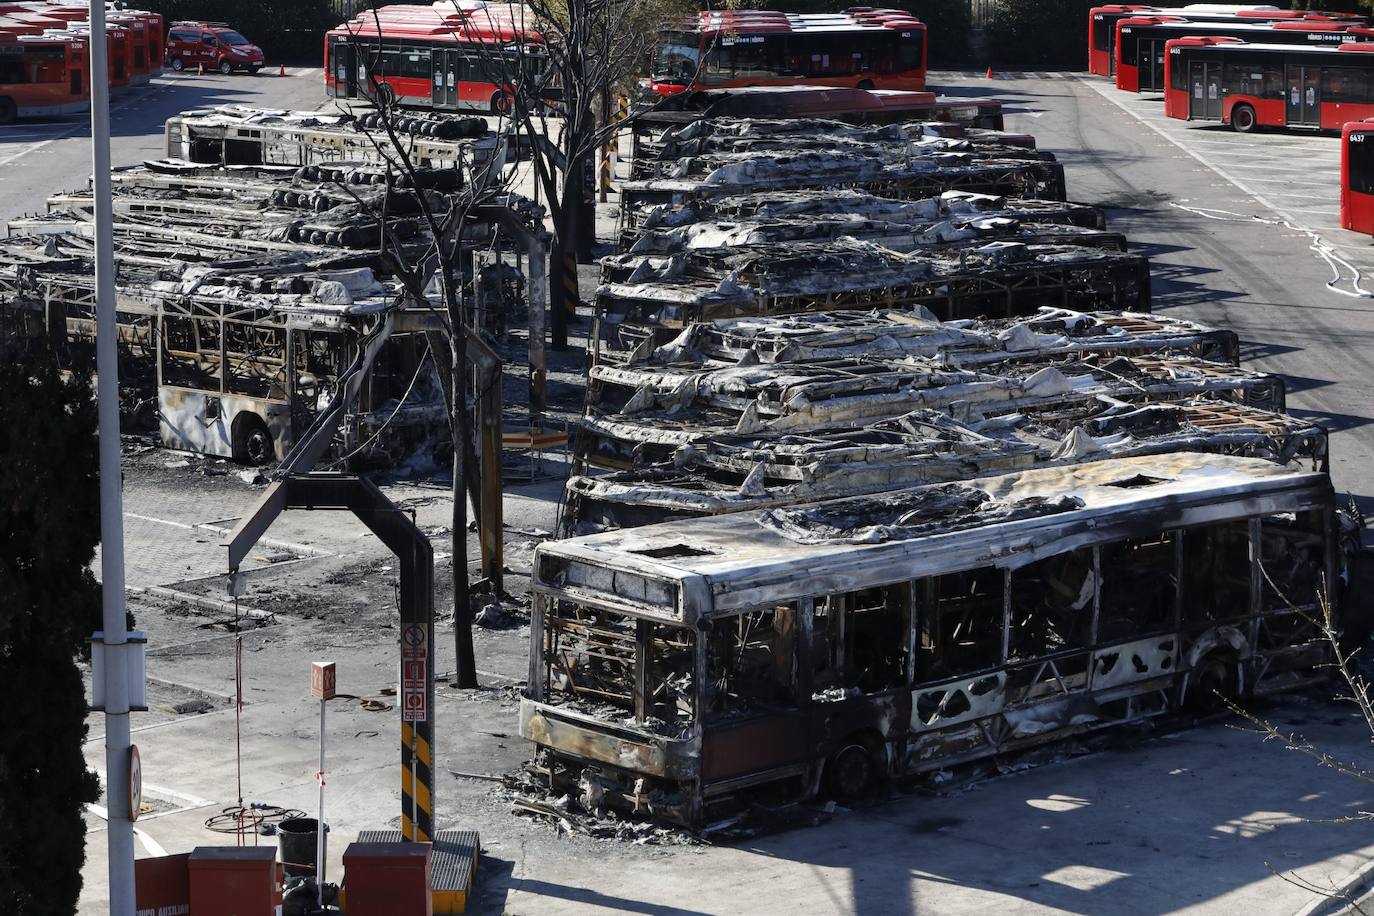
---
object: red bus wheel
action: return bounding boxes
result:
[0,97,15,125]
[170,57,184,72]
[218,59,233,75]
[376,83,396,108]
[492,91,513,115]
[857,79,875,91]
[1231,104,1257,134]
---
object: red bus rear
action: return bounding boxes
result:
[1087,4,1368,77]
[325,3,544,113]
[649,8,926,97]
[1164,37,1374,131]
[0,31,87,122]
[1115,16,1371,94]
[1342,119,1374,233]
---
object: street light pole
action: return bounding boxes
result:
[88,0,136,912]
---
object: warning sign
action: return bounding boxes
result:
[402,690,426,722]
[401,626,427,722]
[401,624,427,659]
[402,667,427,722]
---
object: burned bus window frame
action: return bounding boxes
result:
[543,599,699,729]
[1181,521,1253,623]
[1097,533,1179,643]
[810,586,910,699]
[919,566,1007,681]
[1259,509,1328,614]
[704,603,800,719]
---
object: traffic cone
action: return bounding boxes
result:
[985,65,995,79]
[197,62,204,76]
[279,63,286,77]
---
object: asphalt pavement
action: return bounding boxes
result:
[0,67,326,221]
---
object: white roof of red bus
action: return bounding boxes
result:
[1119,16,1363,32]
[1167,36,1374,53]
[334,2,540,41]
[673,9,924,36]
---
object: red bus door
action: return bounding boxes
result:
[1189,61,1221,120]
[1138,37,1167,92]
[432,48,458,109]
[1286,65,1321,127]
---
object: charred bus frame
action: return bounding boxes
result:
[524,454,1342,827]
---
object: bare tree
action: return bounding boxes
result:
[332,7,527,688]
[453,0,696,349]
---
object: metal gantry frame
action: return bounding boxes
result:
[225,473,438,841]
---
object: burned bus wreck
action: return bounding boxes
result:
[626,190,1106,251]
[563,400,1327,536]
[619,155,1069,239]
[0,106,549,467]
[612,308,1238,372]
[631,119,1040,180]
[524,454,1343,826]
[576,354,1287,470]
[626,215,1126,259]
[0,229,441,465]
[594,240,1152,360]
[631,128,1052,183]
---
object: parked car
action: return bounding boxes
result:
[165,21,264,74]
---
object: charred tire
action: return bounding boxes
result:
[170,57,185,72]
[1186,654,1239,715]
[492,90,513,115]
[0,97,15,125]
[824,743,875,802]
[1231,104,1257,133]
[232,415,274,466]
[219,59,233,75]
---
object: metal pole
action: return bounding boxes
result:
[317,698,326,908]
[89,0,135,912]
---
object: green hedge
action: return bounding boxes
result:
[0,357,102,915]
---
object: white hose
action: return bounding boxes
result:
[1168,202,1374,299]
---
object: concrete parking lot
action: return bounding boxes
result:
[64,72,1374,914]
[0,68,326,221]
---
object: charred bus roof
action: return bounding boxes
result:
[536,453,1333,624]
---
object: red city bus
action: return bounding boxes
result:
[325,3,544,113]
[22,5,155,83]
[0,31,87,122]
[1164,38,1374,131]
[649,8,926,97]
[1088,4,1367,77]
[1116,16,1374,94]
[1340,118,1374,233]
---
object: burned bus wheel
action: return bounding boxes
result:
[233,416,274,466]
[1186,655,1238,715]
[1231,104,1257,134]
[825,743,875,802]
